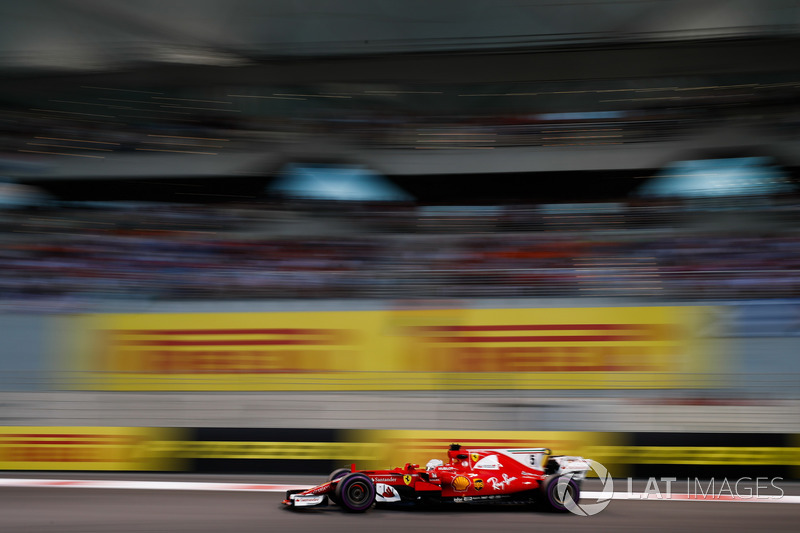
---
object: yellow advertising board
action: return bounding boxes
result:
[59,306,719,390]
[0,427,184,471]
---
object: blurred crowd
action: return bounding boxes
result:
[0,109,688,156]
[1,200,799,308]
[3,79,799,158]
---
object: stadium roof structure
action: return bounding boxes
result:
[1,1,799,81]
[2,1,800,186]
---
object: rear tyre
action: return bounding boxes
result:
[334,473,375,513]
[327,468,351,505]
[543,475,580,513]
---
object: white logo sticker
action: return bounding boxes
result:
[487,473,517,491]
[474,454,501,470]
[375,483,401,502]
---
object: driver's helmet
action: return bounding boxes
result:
[426,458,443,471]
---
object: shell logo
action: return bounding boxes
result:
[451,475,470,492]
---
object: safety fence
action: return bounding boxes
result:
[0,389,798,435]
[2,266,800,303]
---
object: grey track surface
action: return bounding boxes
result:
[2,479,798,533]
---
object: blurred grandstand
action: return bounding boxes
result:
[0,1,799,308]
[2,199,800,306]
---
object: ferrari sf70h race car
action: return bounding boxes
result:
[283,443,592,513]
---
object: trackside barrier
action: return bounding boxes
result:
[2,428,799,479]
[0,427,184,471]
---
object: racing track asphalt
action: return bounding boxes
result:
[1,481,798,533]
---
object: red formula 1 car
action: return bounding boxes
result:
[283,443,592,513]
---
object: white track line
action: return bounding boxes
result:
[583,491,800,503]
[1,480,798,503]
[0,479,307,492]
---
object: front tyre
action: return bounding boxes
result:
[543,475,580,513]
[328,468,351,482]
[327,468,351,505]
[334,473,375,513]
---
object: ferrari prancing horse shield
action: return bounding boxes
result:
[403,474,413,485]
